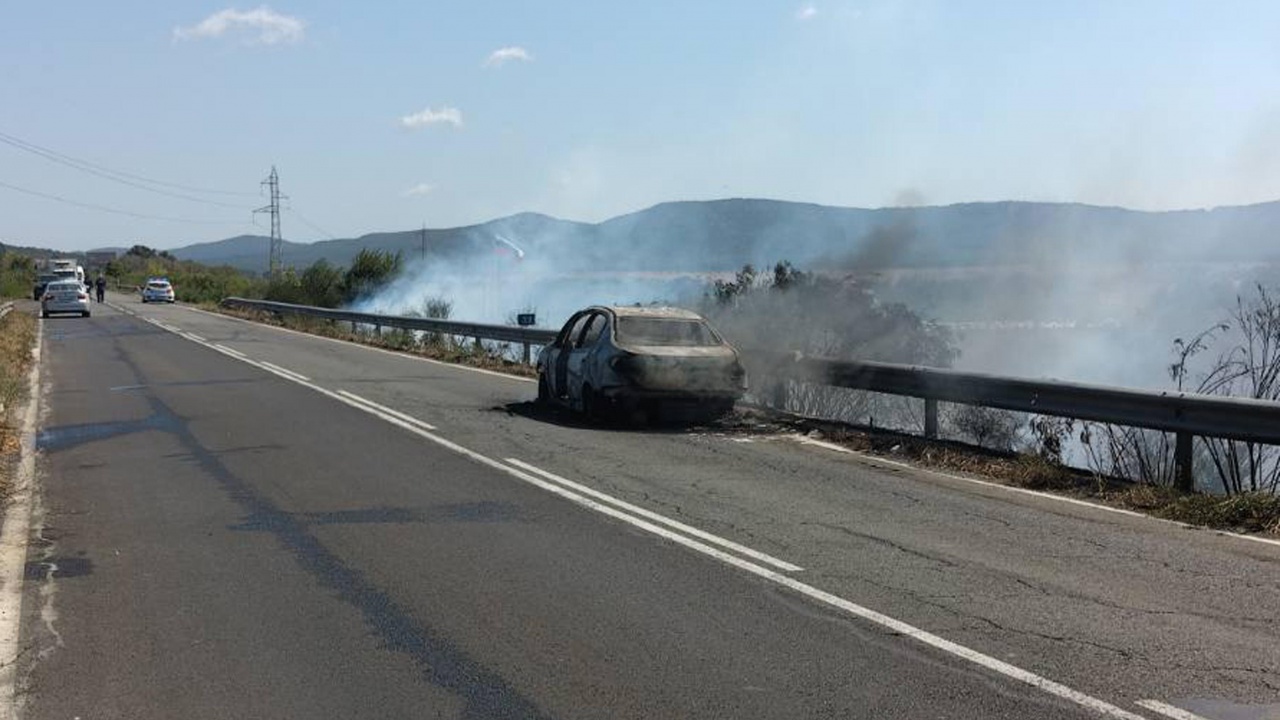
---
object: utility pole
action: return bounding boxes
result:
[254,166,286,276]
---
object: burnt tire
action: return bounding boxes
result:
[537,374,552,405]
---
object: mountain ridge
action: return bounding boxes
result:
[166,198,1280,274]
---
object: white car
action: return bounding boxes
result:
[141,279,176,303]
[41,280,91,318]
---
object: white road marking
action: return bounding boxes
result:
[186,333,206,342]
[505,458,803,573]
[1135,700,1214,720]
[0,320,43,719]
[141,308,1158,719]
[794,436,1280,551]
[183,305,538,383]
[336,390,437,430]
[258,361,310,383]
[213,344,246,358]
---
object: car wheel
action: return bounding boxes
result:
[83,311,91,318]
[537,374,552,405]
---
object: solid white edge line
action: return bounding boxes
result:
[212,344,246,358]
[186,333,206,342]
[1134,700,1214,720]
[258,361,310,383]
[141,308,1156,719]
[504,458,804,573]
[0,319,42,720]
[336,391,437,430]
[794,436,1280,550]
[182,304,538,384]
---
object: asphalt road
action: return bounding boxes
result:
[12,295,1280,720]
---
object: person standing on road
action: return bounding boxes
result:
[94,275,106,303]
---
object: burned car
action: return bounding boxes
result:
[537,305,746,422]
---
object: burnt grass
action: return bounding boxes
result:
[723,406,1280,538]
[214,303,1280,538]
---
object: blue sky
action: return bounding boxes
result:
[4,0,1280,251]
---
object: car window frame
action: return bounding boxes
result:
[577,312,609,348]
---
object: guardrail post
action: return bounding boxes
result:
[924,398,938,439]
[1175,431,1194,493]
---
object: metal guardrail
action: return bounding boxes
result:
[750,351,1280,491]
[221,296,1280,491]
[221,297,558,362]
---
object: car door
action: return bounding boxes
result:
[553,312,591,397]
[566,312,608,398]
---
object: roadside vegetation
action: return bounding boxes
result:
[259,249,403,307]
[0,250,37,299]
[105,245,263,303]
[0,308,37,498]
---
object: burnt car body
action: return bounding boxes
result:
[537,305,746,421]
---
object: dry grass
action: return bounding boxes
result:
[748,409,1280,537]
[0,309,37,498]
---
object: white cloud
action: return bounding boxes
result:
[399,107,463,129]
[401,183,436,197]
[796,5,818,20]
[173,6,305,45]
[484,46,533,68]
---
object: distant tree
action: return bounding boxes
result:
[342,249,402,303]
[703,261,955,366]
[701,262,956,424]
[299,259,344,308]
[126,245,156,259]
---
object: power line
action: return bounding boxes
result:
[0,132,256,210]
[0,128,260,197]
[284,205,339,240]
[0,177,250,226]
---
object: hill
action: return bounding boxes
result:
[169,199,1280,273]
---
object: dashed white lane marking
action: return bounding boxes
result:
[259,361,310,383]
[794,436,1280,551]
[213,344,246,358]
[1135,700,1214,720]
[504,458,803,573]
[0,319,42,719]
[336,391,437,430]
[137,308,1155,720]
[186,333,206,342]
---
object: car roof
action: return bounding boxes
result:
[591,305,706,320]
